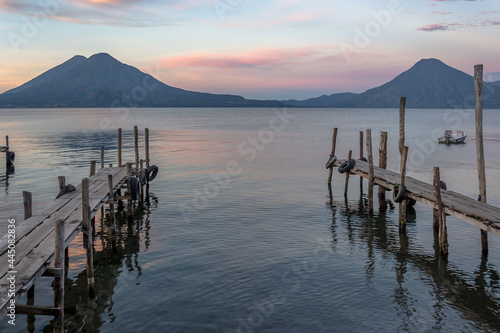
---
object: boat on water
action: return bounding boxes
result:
[438,130,467,144]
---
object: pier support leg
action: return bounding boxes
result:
[434,167,448,258]
[90,160,96,177]
[145,128,150,199]
[126,163,134,223]
[399,146,408,231]
[134,126,139,170]
[366,129,374,215]
[118,128,122,167]
[108,174,117,250]
[359,130,364,190]
[101,146,105,170]
[378,132,388,211]
[54,219,65,332]
[58,176,66,192]
[327,128,338,187]
[474,64,488,258]
[344,150,352,197]
[82,178,95,295]
[140,159,144,205]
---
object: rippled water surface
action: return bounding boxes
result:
[1,108,500,332]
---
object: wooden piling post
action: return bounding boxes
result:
[366,129,374,214]
[90,160,96,177]
[5,136,9,167]
[475,64,488,257]
[126,163,134,222]
[58,176,66,192]
[23,191,35,302]
[107,174,116,237]
[54,219,65,332]
[359,130,364,188]
[81,178,95,294]
[378,131,388,210]
[23,191,32,220]
[118,128,122,167]
[145,128,150,168]
[344,150,352,196]
[434,167,448,257]
[399,146,409,229]
[328,128,338,186]
[140,159,144,204]
[101,146,105,169]
[134,126,139,169]
[399,97,406,155]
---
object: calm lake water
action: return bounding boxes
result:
[1,107,500,332]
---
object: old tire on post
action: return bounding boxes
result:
[393,183,407,203]
[338,159,356,174]
[56,184,76,199]
[146,165,159,182]
[325,156,337,169]
[440,180,447,191]
[7,151,15,165]
[130,177,140,201]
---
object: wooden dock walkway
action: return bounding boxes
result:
[0,166,127,318]
[0,126,154,331]
[332,159,500,236]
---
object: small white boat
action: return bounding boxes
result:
[438,130,467,144]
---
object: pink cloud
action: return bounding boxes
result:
[160,49,321,70]
[416,23,449,31]
[431,11,453,15]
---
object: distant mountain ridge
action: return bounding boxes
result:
[1,54,498,108]
[282,58,500,109]
[0,53,283,108]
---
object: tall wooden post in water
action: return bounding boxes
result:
[328,128,338,186]
[475,64,488,257]
[378,132,388,211]
[399,97,408,230]
[366,129,374,214]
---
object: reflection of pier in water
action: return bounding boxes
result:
[31,196,157,332]
[328,190,500,332]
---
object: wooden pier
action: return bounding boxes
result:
[331,158,500,235]
[327,64,498,258]
[0,127,155,332]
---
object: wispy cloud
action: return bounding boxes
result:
[0,0,191,26]
[160,48,323,70]
[431,11,453,14]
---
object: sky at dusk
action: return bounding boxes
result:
[0,0,499,100]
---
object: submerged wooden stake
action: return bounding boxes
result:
[475,64,488,258]
[366,129,374,214]
[378,131,388,210]
[82,178,95,294]
[328,128,338,186]
[434,167,448,257]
